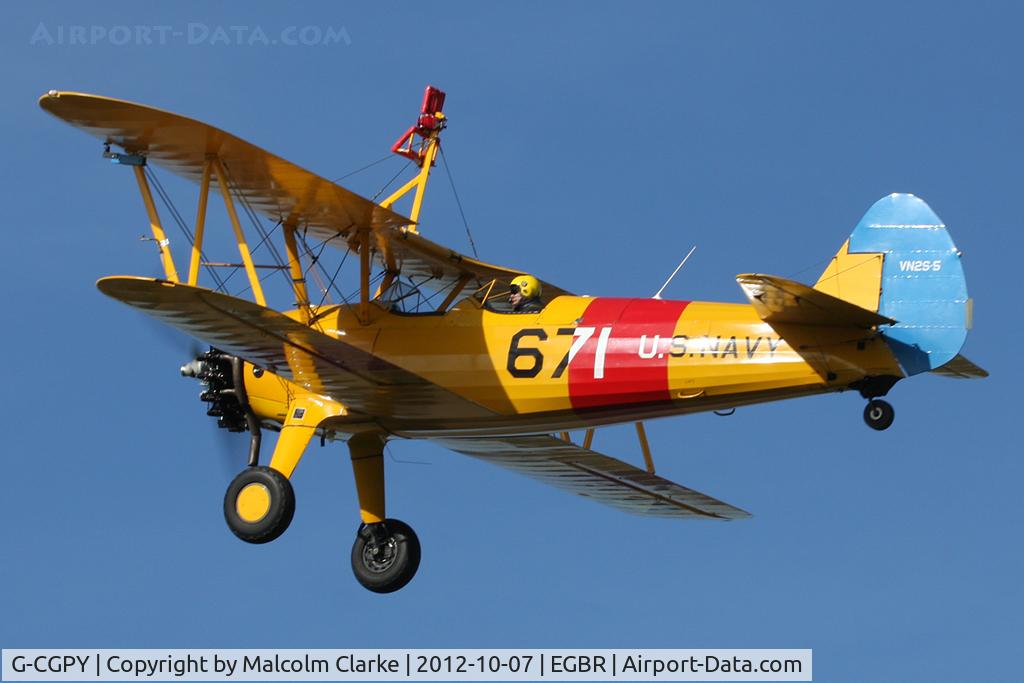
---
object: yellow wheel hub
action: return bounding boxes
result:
[236,483,272,523]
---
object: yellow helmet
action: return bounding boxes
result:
[510,274,541,300]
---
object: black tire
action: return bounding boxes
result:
[223,466,295,544]
[351,518,421,593]
[863,399,895,431]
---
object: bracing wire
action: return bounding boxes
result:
[314,248,351,311]
[299,230,357,305]
[342,271,384,307]
[438,142,480,259]
[297,232,336,305]
[218,161,294,296]
[145,157,414,311]
[217,219,286,290]
[329,154,396,184]
[144,168,227,291]
[372,160,414,201]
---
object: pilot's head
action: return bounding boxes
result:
[510,274,542,310]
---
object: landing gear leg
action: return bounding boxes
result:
[223,403,321,543]
[863,399,895,431]
[348,433,420,593]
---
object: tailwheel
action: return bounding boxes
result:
[863,399,895,431]
[351,519,420,593]
[224,466,295,543]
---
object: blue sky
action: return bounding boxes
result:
[2,2,1021,681]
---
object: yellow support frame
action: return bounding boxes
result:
[348,432,387,524]
[282,222,311,322]
[436,274,471,313]
[356,113,443,315]
[267,394,346,479]
[380,135,440,230]
[374,270,397,300]
[213,158,266,307]
[132,166,180,282]
[187,160,212,286]
[359,229,371,323]
[635,422,655,474]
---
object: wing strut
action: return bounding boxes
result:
[563,425,657,474]
[359,229,371,323]
[282,222,312,322]
[131,163,180,283]
[635,422,656,474]
[113,147,283,309]
[187,160,212,286]
[213,158,266,306]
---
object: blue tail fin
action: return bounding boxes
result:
[845,193,971,376]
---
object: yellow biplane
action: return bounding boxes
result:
[41,87,986,593]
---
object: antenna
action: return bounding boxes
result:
[653,246,697,300]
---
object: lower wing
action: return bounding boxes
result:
[98,276,493,422]
[435,433,750,519]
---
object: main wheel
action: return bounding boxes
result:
[224,466,295,544]
[863,399,895,431]
[351,518,421,593]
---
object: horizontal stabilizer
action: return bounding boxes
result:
[737,273,895,329]
[929,354,989,379]
[437,434,750,519]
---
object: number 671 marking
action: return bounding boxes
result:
[507,326,612,379]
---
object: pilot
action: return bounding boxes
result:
[509,275,543,312]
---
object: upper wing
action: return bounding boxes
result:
[40,91,572,300]
[40,91,407,233]
[98,276,493,422]
[737,273,895,328]
[436,433,750,519]
[930,354,989,379]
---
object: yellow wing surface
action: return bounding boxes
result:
[98,276,493,422]
[436,434,750,519]
[40,91,572,300]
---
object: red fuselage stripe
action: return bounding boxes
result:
[568,298,691,410]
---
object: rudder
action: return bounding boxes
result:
[815,193,971,376]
